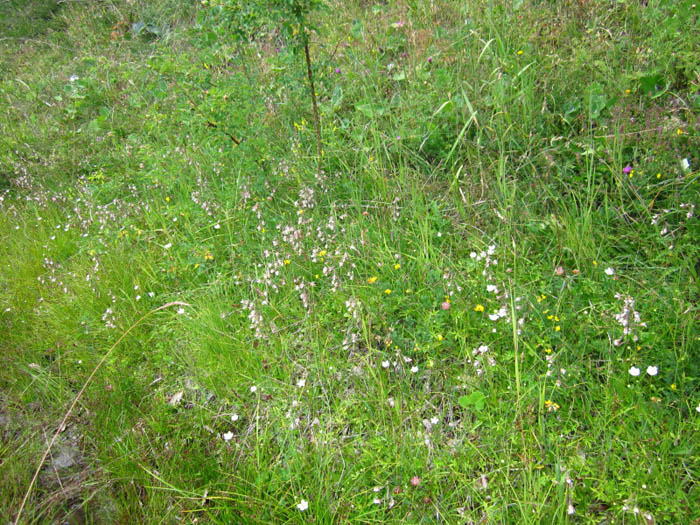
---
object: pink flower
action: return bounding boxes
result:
[441,301,450,310]
[622,165,632,174]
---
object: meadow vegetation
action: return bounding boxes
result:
[1,0,699,522]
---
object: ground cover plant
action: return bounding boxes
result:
[1,0,699,522]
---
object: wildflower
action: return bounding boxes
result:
[394,263,401,269]
[69,75,79,82]
[427,57,432,63]
[696,403,700,413]
[297,500,309,511]
[335,68,341,74]
[555,326,561,332]
[437,334,443,342]
[368,276,378,284]
[410,476,421,487]
[681,158,691,172]
[177,307,185,315]
[622,165,632,175]
[517,50,523,55]
[604,267,615,276]
[629,366,640,377]
[410,366,419,373]
[384,289,392,294]
[544,400,560,412]
[373,498,381,504]
[231,414,239,422]
[222,431,233,441]
[250,386,257,393]
[441,301,450,310]
[474,304,485,312]
[647,366,658,376]
[382,360,390,368]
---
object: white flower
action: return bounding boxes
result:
[604,267,615,276]
[164,242,172,249]
[297,499,308,511]
[430,416,439,425]
[628,366,641,377]
[296,378,306,388]
[410,366,419,373]
[250,386,257,393]
[646,366,658,376]
[381,360,390,368]
[222,431,233,441]
[696,403,700,413]
[176,307,185,315]
[681,158,691,172]
[231,414,239,422]
[567,504,575,515]
[373,497,381,505]
[69,75,79,82]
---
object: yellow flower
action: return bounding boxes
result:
[437,334,443,341]
[676,128,683,135]
[545,348,552,354]
[474,304,485,312]
[671,383,677,390]
[318,250,327,257]
[517,50,523,55]
[368,276,378,284]
[544,400,560,412]
[284,259,291,265]
[384,289,392,294]
[555,326,561,332]
[394,263,401,270]
[204,251,214,261]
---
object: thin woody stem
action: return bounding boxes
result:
[304,42,322,176]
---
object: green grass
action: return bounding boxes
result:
[1,0,699,522]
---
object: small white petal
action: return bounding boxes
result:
[646,366,658,376]
[604,267,615,276]
[628,366,641,377]
[297,499,308,511]
[250,386,257,393]
[222,431,233,441]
